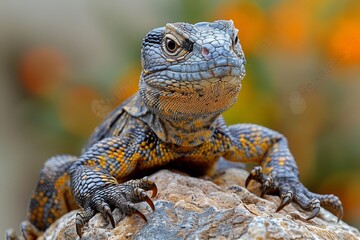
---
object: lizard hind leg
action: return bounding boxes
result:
[6,155,78,240]
[26,155,78,237]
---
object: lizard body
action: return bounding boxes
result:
[6,20,343,239]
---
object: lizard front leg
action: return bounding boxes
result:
[223,123,343,221]
[70,133,171,237]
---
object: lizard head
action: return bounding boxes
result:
[139,20,246,121]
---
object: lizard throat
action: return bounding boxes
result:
[139,74,242,119]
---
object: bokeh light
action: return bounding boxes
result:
[19,47,69,97]
[58,86,101,138]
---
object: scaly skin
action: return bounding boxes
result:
[6,20,343,239]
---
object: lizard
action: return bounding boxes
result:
[6,20,343,240]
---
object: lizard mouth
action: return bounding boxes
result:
[142,57,246,92]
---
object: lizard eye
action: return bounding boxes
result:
[232,27,240,47]
[165,38,179,53]
[162,33,190,60]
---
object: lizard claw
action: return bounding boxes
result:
[321,194,343,222]
[126,176,158,198]
[145,195,155,211]
[306,199,321,220]
[276,190,293,213]
[76,208,96,238]
[96,201,115,228]
[134,187,155,211]
[133,209,148,222]
[336,207,344,223]
[335,203,344,223]
[245,166,263,188]
[308,193,343,222]
[150,182,158,198]
[260,175,273,198]
[106,210,116,228]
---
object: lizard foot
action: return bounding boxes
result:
[5,221,42,240]
[245,166,343,222]
[75,177,157,238]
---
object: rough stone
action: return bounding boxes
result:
[39,168,360,240]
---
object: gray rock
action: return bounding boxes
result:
[40,169,360,240]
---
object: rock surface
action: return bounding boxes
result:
[40,168,360,240]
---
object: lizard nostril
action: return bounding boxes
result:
[201,47,209,57]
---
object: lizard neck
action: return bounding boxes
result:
[123,94,220,147]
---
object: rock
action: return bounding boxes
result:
[40,168,360,240]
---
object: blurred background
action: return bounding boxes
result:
[1,0,359,234]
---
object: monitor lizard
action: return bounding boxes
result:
[6,20,343,239]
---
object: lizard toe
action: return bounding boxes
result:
[245,166,265,188]
[275,190,293,213]
[125,176,158,198]
[95,201,115,228]
[134,187,156,211]
[260,175,273,198]
[306,192,343,222]
[305,199,321,221]
[76,207,96,238]
[320,194,343,222]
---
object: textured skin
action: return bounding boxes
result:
[7,20,343,239]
